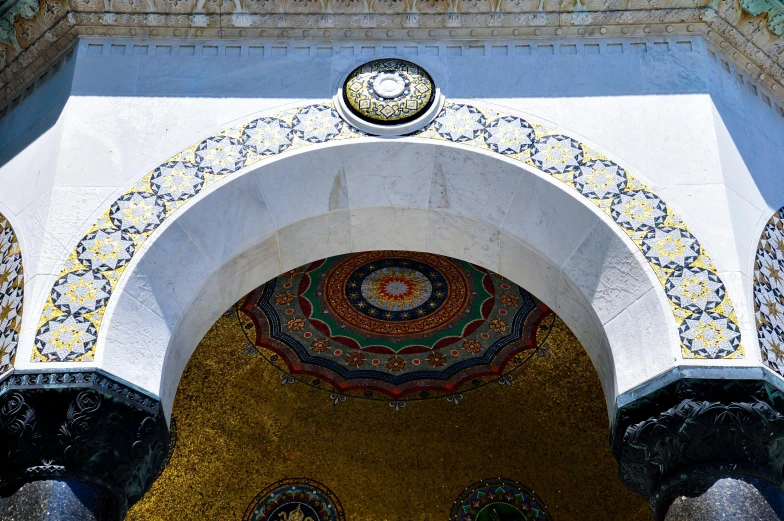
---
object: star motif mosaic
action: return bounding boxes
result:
[0,214,23,375]
[242,117,294,156]
[109,192,167,235]
[195,136,247,175]
[343,59,435,125]
[642,227,700,269]
[754,209,784,376]
[610,190,668,233]
[150,161,204,202]
[433,104,486,142]
[76,229,135,272]
[51,270,112,316]
[530,135,583,174]
[35,315,97,362]
[573,159,627,200]
[483,116,535,155]
[292,105,344,143]
[34,102,742,363]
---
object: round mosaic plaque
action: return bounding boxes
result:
[243,479,345,521]
[239,251,552,400]
[342,59,436,125]
[450,479,553,521]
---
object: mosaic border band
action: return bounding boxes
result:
[32,101,742,363]
[0,213,23,376]
[754,207,784,378]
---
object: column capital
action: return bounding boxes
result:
[611,378,784,519]
[0,369,171,516]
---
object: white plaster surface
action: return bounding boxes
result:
[1,35,782,414]
[79,141,684,419]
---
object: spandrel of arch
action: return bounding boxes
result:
[30,102,742,367]
[754,207,784,376]
[0,213,23,377]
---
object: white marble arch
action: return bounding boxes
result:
[96,138,679,422]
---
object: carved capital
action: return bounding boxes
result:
[0,370,170,514]
[611,379,784,519]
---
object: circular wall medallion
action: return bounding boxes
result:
[239,251,552,399]
[243,479,345,521]
[450,479,553,521]
[335,59,445,136]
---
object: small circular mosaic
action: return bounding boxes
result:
[450,479,553,521]
[239,251,552,400]
[343,59,435,125]
[243,479,345,521]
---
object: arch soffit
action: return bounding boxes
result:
[0,211,24,377]
[26,102,743,394]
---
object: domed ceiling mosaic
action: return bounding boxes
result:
[239,251,552,400]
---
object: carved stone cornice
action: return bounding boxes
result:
[1,1,784,111]
[0,369,170,514]
[611,378,784,519]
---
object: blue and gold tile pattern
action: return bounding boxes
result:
[33,102,742,363]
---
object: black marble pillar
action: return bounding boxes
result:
[0,479,121,521]
[663,476,784,521]
[611,379,784,521]
[0,370,171,520]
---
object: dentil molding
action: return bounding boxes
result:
[1,0,784,109]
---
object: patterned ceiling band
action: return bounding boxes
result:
[450,478,553,521]
[239,251,552,400]
[0,213,23,377]
[242,479,345,521]
[33,101,742,364]
[754,207,784,377]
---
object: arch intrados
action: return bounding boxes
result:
[97,139,679,421]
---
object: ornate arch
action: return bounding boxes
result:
[31,102,742,364]
[0,212,23,376]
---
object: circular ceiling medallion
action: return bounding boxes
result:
[239,251,552,400]
[335,59,444,136]
[243,479,345,521]
[450,479,553,521]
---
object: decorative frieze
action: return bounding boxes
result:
[1,1,784,108]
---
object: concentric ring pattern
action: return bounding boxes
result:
[33,102,741,363]
[240,251,550,399]
[343,59,435,125]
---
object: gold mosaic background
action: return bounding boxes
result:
[127,312,652,521]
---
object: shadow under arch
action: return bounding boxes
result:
[95,138,679,422]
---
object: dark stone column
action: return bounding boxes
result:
[0,370,172,520]
[0,479,121,521]
[611,379,784,521]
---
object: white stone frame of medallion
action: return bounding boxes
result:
[332,55,447,137]
[85,138,685,423]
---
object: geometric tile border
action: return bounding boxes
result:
[32,101,742,363]
[0,212,23,376]
[754,207,784,376]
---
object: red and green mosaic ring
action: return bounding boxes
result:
[450,478,553,521]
